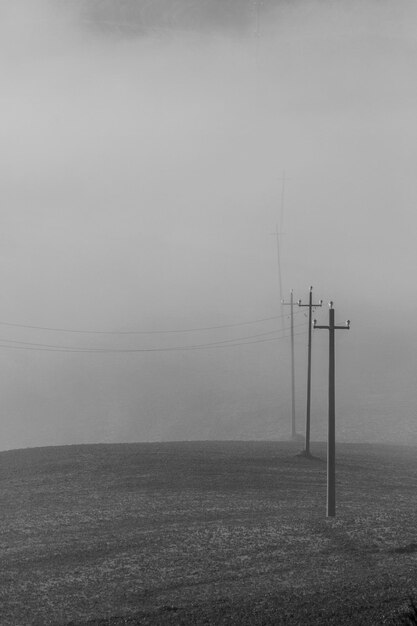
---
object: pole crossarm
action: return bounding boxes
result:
[313,301,350,331]
[298,286,323,310]
[313,301,350,518]
[313,323,351,330]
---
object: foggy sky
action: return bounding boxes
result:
[1,0,417,451]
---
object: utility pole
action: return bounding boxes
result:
[297,286,322,457]
[273,223,285,328]
[272,172,290,330]
[314,302,350,517]
[282,290,296,440]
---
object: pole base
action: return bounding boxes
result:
[295,449,324,462]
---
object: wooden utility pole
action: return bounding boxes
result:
[314,302,350,517]
[282,290,296,439]
[297,286,322,457]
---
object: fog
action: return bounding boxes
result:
[1,0,417,450]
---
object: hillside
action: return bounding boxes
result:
[1,441,417,624]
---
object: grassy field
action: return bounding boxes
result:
[1,440,417,625]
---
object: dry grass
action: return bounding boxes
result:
[1,440,417,624]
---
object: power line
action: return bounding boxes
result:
[0,329,283,352]
[200,329,308,351]
[0,325,308,354]
[0,311,302,336]
[0,322,307,352]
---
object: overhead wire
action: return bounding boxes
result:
[0,309,303,336]
[0,322,309,354]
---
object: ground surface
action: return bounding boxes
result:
[1,440,417,625]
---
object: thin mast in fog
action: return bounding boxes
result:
[254,0,263,71]
[272,172,293,438]
[272,171,288,327]
[273,222,284,327]
[282,290,297,440]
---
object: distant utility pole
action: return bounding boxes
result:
[279,171,287,236]
[254,0,263,70]
[314,302,350,518]
[282,290,297,440]
[273,223,285,328]
[272,224,282,310]
[297,286,322,458]
[272,172,290,330]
